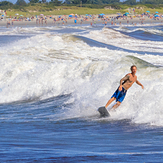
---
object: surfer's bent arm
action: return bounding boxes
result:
[136,80,144,89]
[119,74,129,90]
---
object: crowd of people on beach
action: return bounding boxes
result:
[2,11,163,28]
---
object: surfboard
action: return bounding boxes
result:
[98,106,110,117]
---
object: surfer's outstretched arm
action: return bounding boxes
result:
[136,80,144,89]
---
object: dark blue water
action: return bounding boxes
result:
[1,96,163,162]
[0,24,163,162]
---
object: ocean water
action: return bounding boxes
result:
[0,23,163,162]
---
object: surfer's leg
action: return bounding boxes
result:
[111,101,121,110]
[105,97,116,108]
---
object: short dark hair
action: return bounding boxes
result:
[130,65,137,71]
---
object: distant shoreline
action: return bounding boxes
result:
[0,14,163,28]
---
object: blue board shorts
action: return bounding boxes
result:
[111,87,127,103]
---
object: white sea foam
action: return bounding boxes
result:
[0,26,163,126]
[84,27,163,54]
[0,25,91,36]
[0,27,43,35]
[117,26,163,36]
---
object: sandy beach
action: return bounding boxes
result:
[0,14,163,27]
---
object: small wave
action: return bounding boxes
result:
[84,27,163,54]
[117,27,163,36]
[0,27,45,36]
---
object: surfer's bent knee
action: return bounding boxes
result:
[111,97,116,100]
[117,101,121,106]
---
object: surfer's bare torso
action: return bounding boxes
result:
[120,73,137,90]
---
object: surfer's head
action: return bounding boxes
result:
[130,65,137,74]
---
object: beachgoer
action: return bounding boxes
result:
[74,19,77,25]
[6,21,10,28]
[54,18,56,24]
[80,19,83,24]
[45,19,47,25]
[105,65,144,110]
[36,18,38,24]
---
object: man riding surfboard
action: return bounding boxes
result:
[105,65,144,110]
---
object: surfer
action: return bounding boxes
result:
[105,65,144,110]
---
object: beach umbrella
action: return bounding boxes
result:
[85,14,88,16]
[69,15,73,17]
[125,12,129,15]
[155,11,159,14]
[40,14,44,16]
[20,15,23,17]
[117,13,121,15]
[99,13,105,16]
[155,15,159,17]
[15,13,19,15]
[2,15,4,17]
[146,11,150,13]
